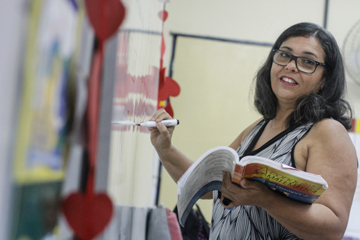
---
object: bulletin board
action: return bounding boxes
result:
[10,1,81,239]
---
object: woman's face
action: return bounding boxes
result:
[270,36,325,107]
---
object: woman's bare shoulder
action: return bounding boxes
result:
[304,118,356,168]
[309,118,349,140]
[229,118,264,150]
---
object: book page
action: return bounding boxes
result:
[176,146,237,226]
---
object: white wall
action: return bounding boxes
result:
[327,0,360,115]
[163,0,360,116]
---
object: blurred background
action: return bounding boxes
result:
[0,0,359,239]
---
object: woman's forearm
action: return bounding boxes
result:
[155,145,194,183]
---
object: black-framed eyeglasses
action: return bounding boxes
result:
[272,49,325,74]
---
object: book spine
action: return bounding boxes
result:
[232,165,244,184]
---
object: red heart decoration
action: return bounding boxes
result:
[62,192,114,240]
[158,10,168,22]
[158,68,181,100]
[85,0,126,41]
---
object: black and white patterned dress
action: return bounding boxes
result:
[210,119,314,240]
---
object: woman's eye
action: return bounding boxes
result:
[280,53,290,58]
[303,59,316,66]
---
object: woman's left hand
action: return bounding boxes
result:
[220,172,272,208]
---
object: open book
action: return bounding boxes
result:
[176,146,328,227]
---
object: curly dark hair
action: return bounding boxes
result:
[254,22,353,129]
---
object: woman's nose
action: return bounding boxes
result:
[285,59,298,72]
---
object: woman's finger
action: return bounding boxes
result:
[222,171,237,193]
[150,109,170,121]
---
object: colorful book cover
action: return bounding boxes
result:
[232,163,326,204]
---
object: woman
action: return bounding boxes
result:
[149,22,357,240]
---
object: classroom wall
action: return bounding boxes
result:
[163,0,360,114]
[157,0,360,232]
[1,0,359,238]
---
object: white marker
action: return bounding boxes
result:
[140,119,179,127]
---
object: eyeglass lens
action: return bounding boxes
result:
[273,50,318,73]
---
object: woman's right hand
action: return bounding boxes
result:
[148,109,175,152]
[148,109,193,183]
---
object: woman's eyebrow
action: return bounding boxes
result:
[280,46,292,51]
[302,51,319,59]
[280,46,319,59]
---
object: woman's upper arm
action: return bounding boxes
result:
[306,119,357,229]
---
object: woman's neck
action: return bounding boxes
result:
[270,104,295,130]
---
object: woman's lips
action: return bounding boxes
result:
[280,76,298,86]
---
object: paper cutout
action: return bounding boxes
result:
[62,45,112,240]
[62,192,113,240]
[158,67,180,117]
[62,0,126,238]
[85,0,126,41]
[85,49,102,195]
[157,9,180,117]
[158,10,168,22]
